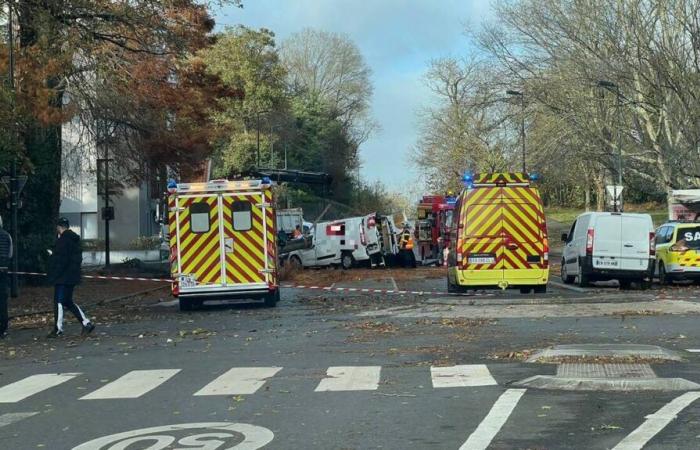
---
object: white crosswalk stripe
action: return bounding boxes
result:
[80,369,181,400]
[0,373,80,403]
[431,365,497,388]
[194,367,282,396]
[0,412,39,428]
[315,366,381,392]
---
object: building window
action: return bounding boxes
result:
[81,213,98,239]
[232,201,252,231]
[190,202,211,233]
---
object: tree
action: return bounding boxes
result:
[280,28,376,150]
[203,26,289,175]
[1,1,237,270]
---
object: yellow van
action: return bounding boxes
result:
[447,173,549,293]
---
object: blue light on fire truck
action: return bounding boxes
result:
[167,179,177,193]
[529,173,540,182]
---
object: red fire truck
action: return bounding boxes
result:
[414,194,456,265]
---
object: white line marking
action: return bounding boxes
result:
[0,373,80,403]
[431,365,497,388]
[685,349,700,353]
[80,369,180,400]
[460,388,526,450]
[390,277,399,291]
[194,367,282,396]
[315,366,381,392]
[0,412,39,428]
[612,391,700,450]
[548,280,588,293]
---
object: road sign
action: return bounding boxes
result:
[606,185,624,200]
[0,175,27,195]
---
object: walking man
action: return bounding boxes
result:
[0,215,12,337]
[47,217,94,337]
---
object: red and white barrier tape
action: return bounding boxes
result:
[10,271,173,283]
[10,272,483,297]
[279,283,489,297]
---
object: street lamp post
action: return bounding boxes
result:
[506,90,526,173]
[597,80,623,212]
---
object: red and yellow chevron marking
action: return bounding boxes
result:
[474,172,529,184]
[263,189,278,287]
[221,194,266,285]
[177,195,222,285]
[457,186,547,271]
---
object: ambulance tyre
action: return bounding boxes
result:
[341,252,355,270]
[519,287,532,294]
[179,298,192,312]
[658,262,669,286]
[534,285,547,294]
[264,290,280,308]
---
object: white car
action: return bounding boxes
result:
[560,212,655,289]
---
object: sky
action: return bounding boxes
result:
[214,0,493,192]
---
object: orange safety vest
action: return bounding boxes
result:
[400,231,414,250]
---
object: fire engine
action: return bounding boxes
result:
[167,178,279,311]
[414,194,456,264]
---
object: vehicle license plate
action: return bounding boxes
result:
[595,258,618,267]
[179,274,197,288]
[469,256,495,265]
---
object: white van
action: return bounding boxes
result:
[285,215,382,270]
[560,212,655,289]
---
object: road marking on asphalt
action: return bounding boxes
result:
[548,279,588,293]
[431,365,497,388]
[460,388,526,450]
[390,277,399,291]
[315,366,381,392]
[80,369,180,400]
[194,367,283,396]
[685,349,700,353]
[612,391,700,450]
[0,373,81,403]
[0,412,39,428]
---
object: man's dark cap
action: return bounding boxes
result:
[57,217,70,228]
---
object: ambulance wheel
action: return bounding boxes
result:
[447,278,459,294]
[341,252,355,270]
[264,290,280,307]
[179,298,192,312]
[534,285,547,294]
[519,287,532,294]
[640,278,652,291]
[561,260,575,284]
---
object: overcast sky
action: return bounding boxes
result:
[214,0,492,191]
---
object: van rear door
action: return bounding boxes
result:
[592,214,622,269]
[500,187,548,280]
[619,215,651,270]
[462,187,504,283]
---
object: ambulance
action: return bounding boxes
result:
[167,178,279,310]
[447,172,549,293]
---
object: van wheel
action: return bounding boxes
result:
[447,278,462,294]
[658,262,669,286]
[561,260,575,284]
[289,255,302,270]
[640,279,652,291]
[264,290,280,307]
[341,252,355,270]
[577,270,590,288]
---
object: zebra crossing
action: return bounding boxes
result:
[0,364,500,404]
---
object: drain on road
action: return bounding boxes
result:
[513,344,700,392]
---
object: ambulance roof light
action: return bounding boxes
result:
[529,173,540,182]
[461,172,474,189]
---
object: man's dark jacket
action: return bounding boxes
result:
[48,229,82,285]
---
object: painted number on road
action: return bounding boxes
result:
[72,422,274,450]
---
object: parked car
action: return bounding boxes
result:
[655,222,700,284]
[560,212,655,289]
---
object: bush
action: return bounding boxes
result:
[83,239,106,251]
[128,236,161,250]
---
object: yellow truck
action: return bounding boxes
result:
[447,172,549,293]
[167,178,279,310]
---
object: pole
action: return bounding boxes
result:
[520,94,526,173]
[8,4,18,297]
[9,161,18,297]
[284,143,288,170]
[616,85,623,212]
[104,150,110,268]
[256,112,260,168]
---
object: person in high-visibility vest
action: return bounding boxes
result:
[398,226,416,268]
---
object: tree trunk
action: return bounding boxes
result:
[593,171,606,212]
